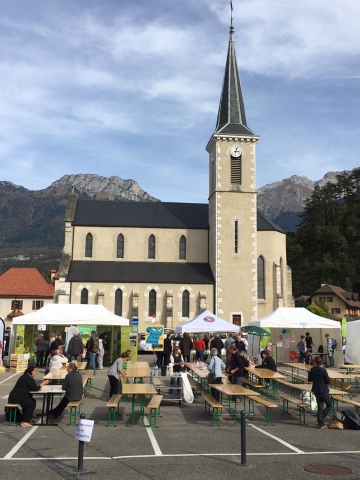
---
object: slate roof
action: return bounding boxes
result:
[0,268,54,297]
[312,284,360,308]
[73,199,284,233]
[68,261,215,285]
[215,26,256,137]
[73,200,209,229]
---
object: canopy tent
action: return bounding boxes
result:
[249,308,341,329]
[248,307,341,363]
[344,320,360,364]
[175,310,240,334]
[12,304,129,326]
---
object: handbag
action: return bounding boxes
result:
[208,357,217,383]
[328,413,344,430]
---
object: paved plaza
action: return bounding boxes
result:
[1,357,360,480]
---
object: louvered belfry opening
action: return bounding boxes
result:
[231,155,242,184]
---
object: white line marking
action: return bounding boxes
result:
[2,451,360,461]
[142,417,163,456]
[3,424,39,460]
[249,423,304,453]
[0,373,19,385]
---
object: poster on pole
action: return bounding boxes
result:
[145,325,165,352]
[75,418,94,442]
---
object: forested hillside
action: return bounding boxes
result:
[287,169,360,297]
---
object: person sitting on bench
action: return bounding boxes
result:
[49,362,83,419]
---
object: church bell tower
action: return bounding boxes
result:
[206,23,259,325]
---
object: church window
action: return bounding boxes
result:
[115,289,123,316]
[149,289,156,316]
[81,288,88,304]
[234,220,238,253]
[85,233,93,258]
[257,256,265,299]
[231,156,242,184]
[148,235,156,259]
[117,234,124,259]
[179,236,186,260]
[182,290,190,317]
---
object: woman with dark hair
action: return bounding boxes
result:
[8,365,49,427]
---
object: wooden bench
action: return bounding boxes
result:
[202,393,223,426]
[247,396,278,426]
[145,395,163,428]
[330,379,352,392]
[277,370,308,384]
[85,371,93,392]
[106,394,122,427]
[67,399,83,425]
[332,395,360,414]
[242,377,264,392]
[82,376,88,395]
[279,393,307,425]
[5,403,20,426]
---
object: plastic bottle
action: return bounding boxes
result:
[166,365,169,376]
[154,365,158,377]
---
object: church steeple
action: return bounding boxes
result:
[215,25,255,136]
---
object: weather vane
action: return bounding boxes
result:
[230,0,234,27]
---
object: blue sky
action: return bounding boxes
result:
[0,0,359,202]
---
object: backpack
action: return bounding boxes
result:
[331,338,337,350]
[92,336,100,353]
[342,409,360,430]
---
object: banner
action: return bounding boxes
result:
[145,325,164,351]
[341,317,347,338]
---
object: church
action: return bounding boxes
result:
[54,23,293,333]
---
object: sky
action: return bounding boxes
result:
[0,0,359,203]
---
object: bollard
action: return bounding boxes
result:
[240,410,247,466]
[77,413,86,471]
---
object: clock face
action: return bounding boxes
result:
[230,145,241,158]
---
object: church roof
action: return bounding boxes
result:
[215,26,256,137]
[73,200,209,229]
[73,199,284,233]
[68,261,215,285]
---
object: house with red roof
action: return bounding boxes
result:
[0,268,54,327]
[311,284,360,319]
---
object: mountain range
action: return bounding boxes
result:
[0,171,345,275]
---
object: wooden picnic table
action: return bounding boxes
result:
[30,385,64,425]
[246,367,284,400]
[126,365,151,382]
[209,383,260,426]
[185,363,209,392]
[338,365,360,374]
[122,383,157,427]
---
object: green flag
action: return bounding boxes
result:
[341,317,347,338]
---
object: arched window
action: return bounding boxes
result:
[148,235,155,259]
[85,233,93,258]
[179,235,186,260]
[257,256,265,299]
[149,289,156,317]
[81,288,88,304]
[182,290,190,317]
[117,234,124,259]
[114,289,123,316]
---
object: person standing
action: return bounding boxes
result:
[179,332,193,363]
[86,330,99,374]
[210,333,223,358]
[46,332,56,366]
[297,335,307,363]
[229,345,249,402]
[49,363,83,419]
[325,333,335,367]
[35,333,45,367]
[308,355,332,429]
[234,334,245,353]
[163,333,172,366]
[194,336,205,361]
[207,348,225,401]
[107,352,130,399]
[305,332,314,352]
[67,330,84,362]
[8,365,49,427]
[52,332,64,353]
[224,333,234,351]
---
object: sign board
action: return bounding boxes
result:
[145,325,164,352]
[75,418,94,442]
[37,324,47,331]
[131,317,139,326]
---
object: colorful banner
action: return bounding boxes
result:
[145,325,164,351]
[121,326,137,363]
[14,325,25,354]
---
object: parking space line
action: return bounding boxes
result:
[142,417,163,456]
[249,424,304,453]
[3,425,39,459]
[0,374,19,385]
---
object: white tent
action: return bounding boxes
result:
[175,310,240,334]
[248,307,341,363]
[12,304,129,326]
[344,320,360,364]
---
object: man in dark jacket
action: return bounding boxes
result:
[163,333,172,366]
[229,346,249,402]
[210,333,223,358]
[179,332,193,362]
[67,329,84,362]
[308,355,331,429]
[49,363,83,419]
[256,350,277,372]
[234,334,245,353]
